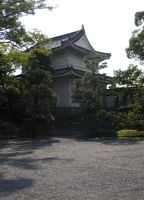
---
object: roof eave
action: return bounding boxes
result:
[52,42,106,55]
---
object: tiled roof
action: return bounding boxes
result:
[53,65,111,82]
[52,65,85,78]
[51,26,85,43]
[44,26,111,59]
[51,30,79,41]
[53,41,111,58]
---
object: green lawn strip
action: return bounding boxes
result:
[117,129,144,138]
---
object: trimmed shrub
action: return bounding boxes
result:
[117,129,144,138]
[0,120,18,139]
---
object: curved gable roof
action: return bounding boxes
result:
[51,30,79,42]
[53,41,111,60]
[44,26,111,59]
[44,26,86,48]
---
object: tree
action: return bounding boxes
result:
[72,54,111,132]
[72,54,108,111]
[0,0,52,109]
[0,1,58,137]
[124,11,144,129]
[0,0,52,74]
[126,11,144,63]
[111,64,143,108]
[112,65,144,129]
[22,47,58,137]
[108,11,144,130]
[0,0,52,48]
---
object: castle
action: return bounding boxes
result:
[44,26,112,108]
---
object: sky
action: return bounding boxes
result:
[21,0,144,76]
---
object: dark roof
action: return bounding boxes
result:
[51,30,79,41]
[45,25,111,60]
[53,41,111,58]
[52,65,111,82]
[53,65,85,78]
[51,26,85,43]
[53,41,93,54]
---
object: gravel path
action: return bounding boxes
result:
[0,137,144,200]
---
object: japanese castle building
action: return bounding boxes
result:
[44,26,111,108]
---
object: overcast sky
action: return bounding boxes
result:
[21,0,144,76]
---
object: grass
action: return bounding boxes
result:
[117,129,144,138]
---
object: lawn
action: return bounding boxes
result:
[117,129,144,138]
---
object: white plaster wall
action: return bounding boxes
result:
[52,77,71,107]
[69,77,80,107]
[75,33,94,51]
[51,53,69,68]
[52,75,115,108]
[52,76,80,107]
[67,52,86,69]
[51,50,86,70]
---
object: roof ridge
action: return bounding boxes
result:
[69,27,85,42]
[51,30,80,41]
[50,26,85,42]
[53,42,94,54]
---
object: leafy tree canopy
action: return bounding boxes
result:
[0,0,53,77]
[23,47,57,124]
[0,0,56,113]
[126,11,144,63]
[84,54,107,74]
[0,0,52,48]
[112,64,143,88]
[72,54,108,111]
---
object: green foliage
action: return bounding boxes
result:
[0,0,53,111]
[0,0,52,77]
[111,65,144,109]
[0,0,58,138]
[117,129,144,138]
[135,11,144,26]
[84,54,107,74]
[0,120,18,139]
[22,47,58,128]
[126,11,144,62]
[72,54,108,111]
[97,110,122,129]
[113,11,144,130]
[0,0,52,48]
[111,64,144,130]
[112,64,143,87]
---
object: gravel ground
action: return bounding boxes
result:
[0,137,144,200]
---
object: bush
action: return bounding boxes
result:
[117,129,144,138]
[0,120,18,139]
